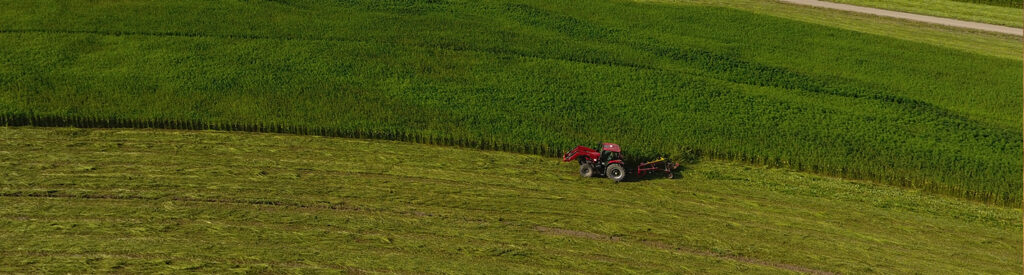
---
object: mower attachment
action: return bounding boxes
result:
[636,157,679,179]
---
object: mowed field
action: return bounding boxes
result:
[0,0,1021,205]
[0,127,1019,273]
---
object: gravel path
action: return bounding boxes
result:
[779,0,1022,36]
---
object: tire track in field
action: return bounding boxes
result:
[0,188,547,223]
[0,28,656,71]
[0,190,369,212]
[0,250,374,273]
[779,0,1022,36]
[535,226,836,274]
[0,28,357,43]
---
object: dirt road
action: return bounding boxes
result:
[778,0,1022,36]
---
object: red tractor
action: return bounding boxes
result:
[562,143,678,182]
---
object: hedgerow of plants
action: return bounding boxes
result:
[0,0,1020,205]
[949,0,1022,8]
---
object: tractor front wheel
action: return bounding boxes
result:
[579,163,595,178]
[606,164,626,182]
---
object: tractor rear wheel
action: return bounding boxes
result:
[579,163,595,177]
[606,164,626,182]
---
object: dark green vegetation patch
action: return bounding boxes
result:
[950,0,1022,8]
[0,0,1020,204]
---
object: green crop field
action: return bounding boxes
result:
[0,127,1019,273]
[821,0,1024,27]
[0,0,1020,205]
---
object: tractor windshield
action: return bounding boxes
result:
[600,150,617,162]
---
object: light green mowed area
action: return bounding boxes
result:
[657,0,1022,60]
[822,0,1023,28]
[0,127,1019,273]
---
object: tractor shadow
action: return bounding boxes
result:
[582,163,687,182]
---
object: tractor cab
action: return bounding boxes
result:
[598,143,622,164]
